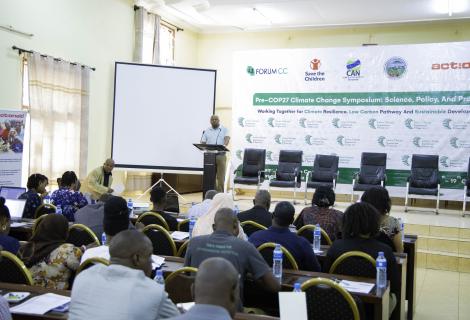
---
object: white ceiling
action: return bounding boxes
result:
[136,0,470,33]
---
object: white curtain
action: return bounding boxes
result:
[134,6,161,65]
[130,6,161,192]
[26,52,89,181]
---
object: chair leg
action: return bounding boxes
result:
[436,184,440,215]
[404,182,409,213]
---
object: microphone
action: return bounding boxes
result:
[215,128,221,145]
[200,130,205,143]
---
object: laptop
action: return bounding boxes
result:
[5,199,27,221]
[0,186,26,200]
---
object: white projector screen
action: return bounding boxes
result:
[112,62,216,171]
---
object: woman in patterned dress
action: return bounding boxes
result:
[50,171,88,222]
[17,214,82,289]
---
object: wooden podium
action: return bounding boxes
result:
[193,143,229,199]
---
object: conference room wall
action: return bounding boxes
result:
[196,20,470,136]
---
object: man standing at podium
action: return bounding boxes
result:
[201,115,230,192]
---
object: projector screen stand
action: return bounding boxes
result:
[136,171,186,203]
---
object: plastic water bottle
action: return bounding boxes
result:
[127,198,134,217]
[293,282,302,292]
[398,218,405,242]
[154,269,165,285]
[56,205,62,215]
[101,232,107,245]
[376,251,387,290]
[273,244,283,283]
[189,217,196,239]
[43,195,51,205]
[233,204,240,215]
[313,224,321,252]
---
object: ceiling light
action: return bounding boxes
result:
[433,0,468,16]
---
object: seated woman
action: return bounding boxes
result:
[19,173,49,219]
[0,197,20,254]
[192,193,247,240]
[323,202,399,314]
[361,186,404,253]
[294,186,343,241]
[17,214,82,290]
[50,171,88,222]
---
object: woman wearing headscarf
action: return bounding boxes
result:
[191,193,247,240]
[18,214,82,289]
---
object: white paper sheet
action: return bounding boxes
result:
[177,302,195,312]
[339,280,375,294]
[171,231,189,240]
[10,293,70,315]
[80,245,165,269]
[10,222,28,227]
[279,292,308,320]
[112,183,125,195]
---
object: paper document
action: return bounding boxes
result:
[171,231,189,240]
[112,184,125,195]
[152,255,165,268]
[10,222,28,227]
[339,280,375,294]
[279,292,308,320]
[10,293,70,315]
[177,302,195,312]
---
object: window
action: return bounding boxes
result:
[159,23,175,66]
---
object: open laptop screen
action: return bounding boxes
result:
[0,187,26,200]
[4,199,27,220]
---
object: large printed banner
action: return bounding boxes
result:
[232,42,470,200]
[0,110,26,187]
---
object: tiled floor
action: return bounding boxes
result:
[413,268,470,320]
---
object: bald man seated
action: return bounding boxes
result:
[184,208,280,310]
[237,190,272,228]
[70,230,179,320]
[168,257,239,320]
[82,158,115,200]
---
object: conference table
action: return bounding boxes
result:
[0,282,279,320]
[9,221,417,320]
[161,255,391,320]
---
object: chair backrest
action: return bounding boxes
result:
[76,257,110,275]
[165,267,198,303]
[358,152,387,185]
[136,212,170,230]
[143,224,177,256]
[165,192,180,213]
[276,150,303,182]
[177,219,189,232]
[329,251,376,278]
[34,203,56,218]
[311,155,339,183]
[410,154,439,188]
[67,224,100,247]
[301,278,362,320]
[240,220,267,237]
[32,213,48,235]
[257,242,299,270]
[177,240,189,257]
[241,148,266,178]
[0,251,34,285]
[297,225,333,246]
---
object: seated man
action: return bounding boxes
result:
[80,196,131,262]
[70,230,179,320]
[150,187,178,231]
[187,190,218,219]
[74,193,112,237]
[168,257,239,320]
[237,190,272,228]
[185,208,280,310]
[82,158,115,200]
[249,201,321,272]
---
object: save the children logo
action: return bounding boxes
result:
[305,58,325,81]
